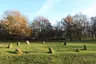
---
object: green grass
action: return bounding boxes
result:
[0,41,96,64]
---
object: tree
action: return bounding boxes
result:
[31,16,53,40]
[1,10,32,40]
[61,15,73,41]
[0,22,9,40]
[53,21,64,40]
[91,17,96,39]
[73,13,89,40]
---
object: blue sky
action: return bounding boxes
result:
[0,0,96,25]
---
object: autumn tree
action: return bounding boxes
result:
[1,10,31,40]
[61,15,73,41]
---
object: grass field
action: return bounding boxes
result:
[0,41,96,64]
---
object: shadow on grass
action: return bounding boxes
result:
[24,51,46,53]
[6,51,32,54]
[24,51,32,54]
[6,50,49,54]
[0,47,8,48]
[80,49,86,50]
[6,51,16,54]
[48,52,53,53]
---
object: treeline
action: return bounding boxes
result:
[0,10,96,41]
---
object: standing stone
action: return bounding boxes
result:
[48,47,54,53]
[84,45,87,50]
[64,40,67,45]
[17,42,20,46]
[42,41,45,44]
[15,48,23,54]
[75,48,80,52]
[26,40,30,45]
[8,44,12,48]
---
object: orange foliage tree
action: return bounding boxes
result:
[1,10,32,38]
[62,15,73,41]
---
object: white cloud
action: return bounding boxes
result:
[81,4,96,17]
[36,0,63,25]
[36,0,96,25]
[36,0,62,16]
[70,1,96,17]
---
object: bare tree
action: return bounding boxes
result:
[31,16,52,40]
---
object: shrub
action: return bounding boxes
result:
[75,48,80,52]
[48,47,54,53]
[26,40,30,45]
[15,48,23,54]
[8,44,12,48]
[17,42,20,46]
[84,45,87,50]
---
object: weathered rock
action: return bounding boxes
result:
[84,45,87,50]
[17,42,20,46]
[15,48,23,54]
[64,41,67,45]
[48,47,54,53]
[75,48,80,52]
[8,44,12,48]
[26,40,30,45]
[42,41,45,44]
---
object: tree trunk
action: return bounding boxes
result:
[69,34,72,41]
